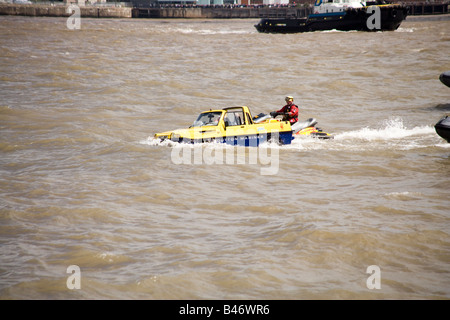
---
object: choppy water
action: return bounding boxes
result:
[0,15,449,300]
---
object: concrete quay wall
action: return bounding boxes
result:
[0,4,132,18]
[0,4,302,19]
[132,7,305,19]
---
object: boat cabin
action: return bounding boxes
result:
[313,0,365,14]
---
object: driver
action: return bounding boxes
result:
[270,96,299,124]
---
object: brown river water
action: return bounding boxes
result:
[0,14,449,300]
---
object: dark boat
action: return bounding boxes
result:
[435,116,450,143]
[439,71,450,88]
[255,0,408,33]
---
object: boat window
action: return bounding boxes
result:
[225,111,244,126]
[192,112,222,127]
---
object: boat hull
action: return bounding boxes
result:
[171,131,293,147]
[435,116,450,143]
[255,5,408,33]
[439,71,450,88]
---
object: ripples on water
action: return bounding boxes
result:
[0,15,449,299]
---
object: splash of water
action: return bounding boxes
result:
[335,118,434,142]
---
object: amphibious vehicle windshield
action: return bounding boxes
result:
[191,111,223,127]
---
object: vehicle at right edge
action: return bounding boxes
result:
[255,0,408,33]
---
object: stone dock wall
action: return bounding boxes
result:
[0,4,132,18]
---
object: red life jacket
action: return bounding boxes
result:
[277,104,299,124]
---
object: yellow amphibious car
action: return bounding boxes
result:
[154,106,332,146]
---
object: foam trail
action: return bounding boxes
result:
[139,136,177,147]
[335,118,435,142]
